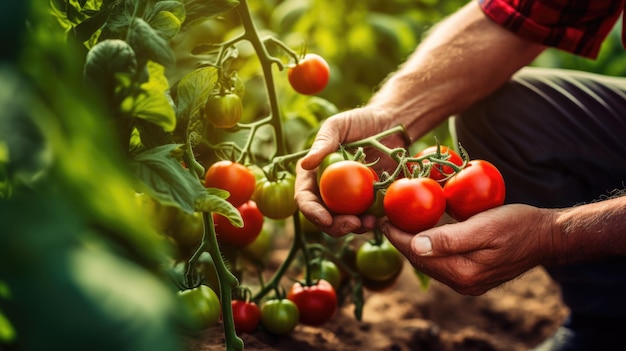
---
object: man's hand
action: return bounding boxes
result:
[383,204,556,295]
[295,107,407,237]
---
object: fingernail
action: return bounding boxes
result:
[413,236,432,256]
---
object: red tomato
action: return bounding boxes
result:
[443,160,506,221]
[205,161,256,207]
[287,279,337,326]
[288,53,330,95]
[319,160,375,215]
[383,177,446,233]
[413,145,464,183]
[231,300,261,334]
[214,200,264,248]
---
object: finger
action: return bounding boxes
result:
[295,160,333,226]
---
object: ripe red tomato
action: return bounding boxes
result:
[383,177,446,233]
[205,160,256,207]
[287,279,337,326]
[260,299,299,335]
[204,93,243,128]
[414,145,464,183]
[231,300,261,334]
[288,53,330,95]
[252,172,297,219]
[356,239,404,283]
[319,160,375,215]
[443,159,506,221]
[214,200,264,248]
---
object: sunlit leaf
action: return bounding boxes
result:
[175,66,218,124]
[195,192,243,227]
[126,61,176,132]
[130,144,206,214]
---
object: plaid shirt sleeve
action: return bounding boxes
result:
[478,0,625,58]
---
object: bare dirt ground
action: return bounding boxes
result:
[184,263,569,351]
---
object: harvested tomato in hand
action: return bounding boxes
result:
[288,53,330,95]
[384,177,446,233]
[205,160,256,207]
[443,159,506,221]
[319,160,375,215]
[287,279,337,326]
[214,200,264,248]
[413,145,464,183]
[231,300,261,334]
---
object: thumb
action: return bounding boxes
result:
[384,221,474,259]
[300,117,345,170]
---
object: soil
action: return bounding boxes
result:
[184,261,569,351]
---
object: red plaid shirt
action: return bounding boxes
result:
[479,0,626,58]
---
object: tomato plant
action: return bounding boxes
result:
[252,172,297,219]
[319,160,375,215]
[356,239,404,283]
[287,279,337,326]
[383,177,446,233]
[205,93,243,129]
[214,200,264,248]
[231,300,261,334]
[134,193,178,233]
[414,145,464,183]
[443,159,506,221]
[260,299,300,335]
[288,53,330,95]
[178,285,221,331]
[205,160,256,207]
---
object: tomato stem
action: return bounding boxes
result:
[200,212,244,351]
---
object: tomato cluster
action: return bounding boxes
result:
[316,145,506,233]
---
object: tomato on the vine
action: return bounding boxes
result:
[260,299,300,335]
[443,159,506,221]
[316,152,345,183]
[356,239,404,283]
[309,260,342,291]
[205,160,256,207]
[413,145,463,183]
[242,227,273,263]
[319,160,375,215]
[204,92,243,128]
[134,193,178,233]
[178,285,221,331]
[287,279,337,326]
[288,53,330,95]
[169,210,204,248]
[252,172,297,219]
[231,300,261,334]
[383,177,446,233]
[214,200,264,248]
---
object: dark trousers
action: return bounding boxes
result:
[453,67,626,350]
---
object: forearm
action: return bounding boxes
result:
[549,195,626,265]
[368,1,546,142]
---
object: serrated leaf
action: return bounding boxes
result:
[195,192,243,227]
[128,17,176,67]
[175,66,218,124]
[182,0,239,27]
[127,61,176,132]
[130,144,206,214]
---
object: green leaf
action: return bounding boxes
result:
[130,144,206,214]
[175,65,218,125]
[181,0,240,27]
[84,39,138,97]
[123,61,176,132]
[0,308,15,343]
[128,17,176,67]
[195,191,243,227]
[146,1,186,39]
